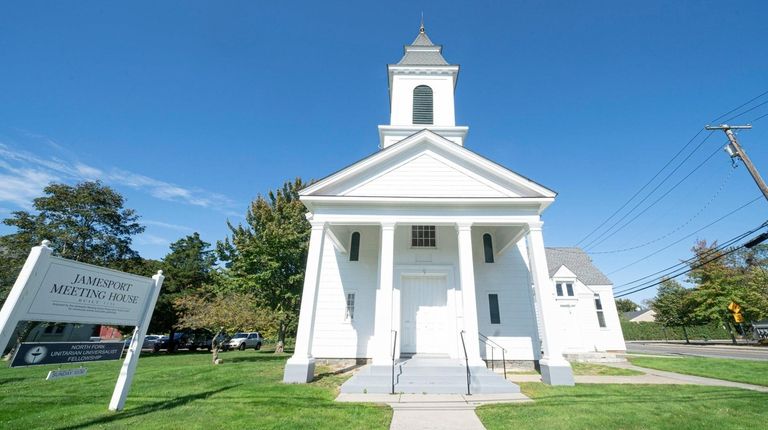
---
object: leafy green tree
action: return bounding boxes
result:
[686,240,768,343]
[151,233,217,351]
[615,298,640,314]
[174,292,278,364]
[650,279,704,343]
[0,181,145,355]
[1,181,144,302]
[218,178,310,353]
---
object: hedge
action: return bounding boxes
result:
[620,320,732,341]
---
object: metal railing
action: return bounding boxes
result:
[391,330,398,395]
[459,330,471,395]
[479,332,508,380]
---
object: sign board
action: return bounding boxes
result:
[11,342,124,368]
[25,258,154,326]
[47,367,88,380]
[0,242,164,411]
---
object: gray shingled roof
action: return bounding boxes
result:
[397,29,449,66]
[411,31,434,46]
[545,247,612,285]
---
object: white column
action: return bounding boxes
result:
[526,221,574,385]
[456,223,484,366]
[372,222,396,365]
[283,221,326,383]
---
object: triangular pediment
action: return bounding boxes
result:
[301,130,555,200]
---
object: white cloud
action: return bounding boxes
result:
[135,233,170,247]
[0,140,237,212]
[143,220,194,232]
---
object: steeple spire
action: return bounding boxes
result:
[420,12,424,33]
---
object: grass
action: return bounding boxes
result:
[628,355,768,387]
[477,382,768,430]
[569,362,643,376]
[0,349,391,430]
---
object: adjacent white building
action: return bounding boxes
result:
[284,25,625,389]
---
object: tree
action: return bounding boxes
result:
[174,292,278,364]
[151,233,217,351]
[650,279,704,343]
[687,240,768,343]
[218,178,310,353]
[0,181,145,356]
[615,298,639,314]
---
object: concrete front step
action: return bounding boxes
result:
[340,358,521,394]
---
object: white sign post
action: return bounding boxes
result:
[0,241,164,411]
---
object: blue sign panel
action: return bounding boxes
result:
[10,342,123,367]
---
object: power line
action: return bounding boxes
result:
[606,196,762,274]
[583,134,718,250]
[720,98,768,124]
[613,243,747,298]
[589,166,737,255]
[710,89,768,123]
[611,223,763,295]
[574,128,706,247]
[575,89,768,248]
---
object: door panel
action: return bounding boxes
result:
[401,274,448,354]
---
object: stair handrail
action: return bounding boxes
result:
[478,332,508,380]
[391,330,398,395]
[459,330,471,395]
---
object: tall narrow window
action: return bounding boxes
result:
[350,232,360,261]
[483,233,494,263]
[345,292,356,321]
[488,294,501,324]
[413,85,433,124]
[594,295,607,328]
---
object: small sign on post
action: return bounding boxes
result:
[0,241,164,411]
[10,342,124,368]
[47,367,88,380]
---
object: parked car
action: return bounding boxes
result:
[122,334,162,350]
[152,333,190,352]
[227,332,263,351]
[187,329,214,352]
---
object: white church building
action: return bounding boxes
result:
[283,25,625,391]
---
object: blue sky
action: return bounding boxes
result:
[1,1,767,304]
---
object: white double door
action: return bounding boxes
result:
[399,273,451,354]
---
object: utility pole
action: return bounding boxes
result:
[705,124,768,202]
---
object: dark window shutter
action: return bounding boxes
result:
[350,232,360,261]
[483,234,494,263]
[489,294,501,324]
[413,85,433,124]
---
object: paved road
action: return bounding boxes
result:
[626,341,768,361]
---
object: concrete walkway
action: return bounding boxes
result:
[336,393,531,430]
[605,361,768,393]
[506,364,768,392]
[336,364,768,429]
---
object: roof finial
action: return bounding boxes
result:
[419,12,425,33]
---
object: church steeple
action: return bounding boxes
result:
[379,25,468,148]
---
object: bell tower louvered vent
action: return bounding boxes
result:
[412,85,434,125]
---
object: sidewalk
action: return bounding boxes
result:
[336,393,531,430]
[336,364,768,429]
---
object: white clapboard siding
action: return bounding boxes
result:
[345,153,510,198]
[472,228,539,361]
[311,227,379,359]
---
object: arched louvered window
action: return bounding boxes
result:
[483,233,494,263]
[413,85,433,125]
[350,232,360,262]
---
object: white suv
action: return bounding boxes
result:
[227,332,263,351]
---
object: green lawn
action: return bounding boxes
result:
[0,350,391,430]
[477,382,768,430]
[628,355,768,387]
[570,362,643,376]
